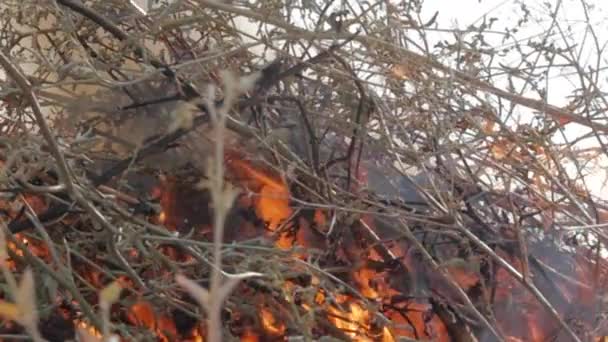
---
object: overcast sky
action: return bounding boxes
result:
[419,0,608,196]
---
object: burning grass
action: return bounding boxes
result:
[0,97,607,340]
[2,150,606,341]
[1,1,608,341]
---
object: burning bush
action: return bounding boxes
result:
[0,0,607,341]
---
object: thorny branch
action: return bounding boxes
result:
[0,0,607,341]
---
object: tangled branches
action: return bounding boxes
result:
[0,0,607,341]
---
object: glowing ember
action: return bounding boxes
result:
[128,301,156,329]
[260,307,285,336]
[313,209,327,228]
[241,327,259,342]
[226,157,293,248]
[74,320,102,339]
[352,267,380,299]
[329,301,372,341]
[381,327,396,342]
[257,184,291,231]
[228,159,292,229]
[127,301,178,342]
[158,210,166,224]
[188,326,204,342]
[4,234,51,270]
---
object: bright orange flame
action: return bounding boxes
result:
[74,320,102,339]
[229,159,285,191]
[314,209,327,226]
[128,301,156,328]
[352,267,379,299]
[127,300,177,342]
[228,158,293,247]
[241,327,259,342]
[260,307,285,336]
[158,210,166,224]
[187,325,204,342]
[382,327,396,342]
[257,184,291,230]
[384,302,450,342]
[329,301,372,341]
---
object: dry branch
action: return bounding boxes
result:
[0,1,606,341]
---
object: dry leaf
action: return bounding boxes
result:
[482,119,496,134]
[554,114,572,126]
[491,142,508,160]
[15,268,37,326]
[99,280,123,308]
[167,101,197,133]
[0,300,19,321]
[390,64,413,80]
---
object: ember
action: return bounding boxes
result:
[259,307,285,336]
[0,0,607,341]
[0,145,606,341]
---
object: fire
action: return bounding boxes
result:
[352,266,380,299]
[226,157,293,248]
[158,210,166,224]
[257,182,291,231]
[382,327,396,342]
[128,301,156,330]
[74,320,102,339]
[259,307,285,336]
[1,148,603,341]
[5,234,50,270]
[328,300,373,341]
[189,326,204,342]
[127,300,178,342]
[228,158,292,228]
[241,327,259,342]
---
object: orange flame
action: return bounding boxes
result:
[228,159,291,226]
[74,320,102,339]
[5,234,51,271]
[382,327,396,342]
[127,301,178,342]
[158,210,166,224]
[352,267,380,299]
[257,183,291,231]
[128,301,156,329]
[241,327,259,342]
[260,307,285,336]
[187,325,204,342]
[329,301,372,341]
[227,158,293,248]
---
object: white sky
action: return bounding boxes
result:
[421,0,607,107]
[420,0,608,198]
